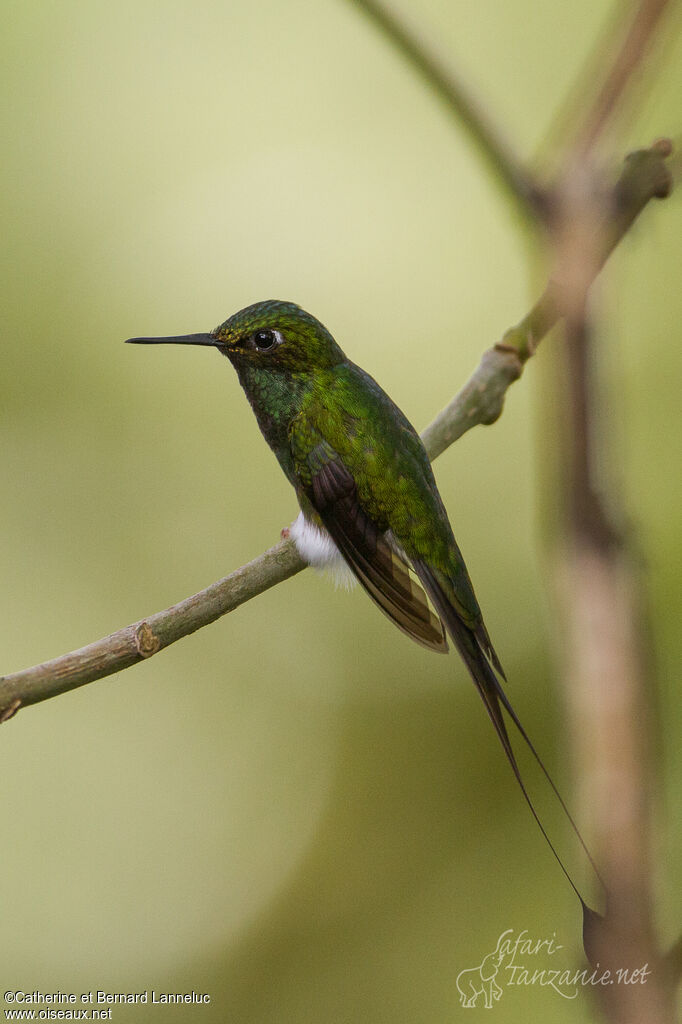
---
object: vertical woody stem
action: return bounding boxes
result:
[548,171,674,1019]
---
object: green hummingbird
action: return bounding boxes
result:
[127,298,599,928]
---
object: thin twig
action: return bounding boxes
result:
[570,0,672,159]
[0,142,672,722]
[346,0,545,222]
[536,0,675,174]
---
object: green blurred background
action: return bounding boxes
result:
[1,0,680,1019]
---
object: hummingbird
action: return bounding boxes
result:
[127,298,600,934]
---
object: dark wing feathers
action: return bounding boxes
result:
[309,456,447,653]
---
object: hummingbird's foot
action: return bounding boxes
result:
[281,526,291,539]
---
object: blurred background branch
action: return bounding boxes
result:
[569,0,671,158]
[347,0,545,222]
[549,168,673,1020]
[535,1,677,1019]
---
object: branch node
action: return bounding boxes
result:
[0,698,22,724]
[474,346,524,424]
[495,332,532,366]
[651,136,673,159]
[135,622,161,659]
[619,142,674,212]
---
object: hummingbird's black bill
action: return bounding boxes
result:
[125,333,218,347]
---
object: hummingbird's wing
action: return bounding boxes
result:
[298,441,447,653]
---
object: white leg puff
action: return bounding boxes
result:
[289,512,356,589]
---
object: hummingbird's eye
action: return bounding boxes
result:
[253,329,279,352]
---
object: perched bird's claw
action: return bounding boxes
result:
[281,526,290,539]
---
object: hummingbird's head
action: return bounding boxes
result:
[214,300,345,373]
[126,300,345,375]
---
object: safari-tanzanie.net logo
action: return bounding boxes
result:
[455,928,650,1009]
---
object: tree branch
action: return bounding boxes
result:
[346,0,545,222]
[0,141,672,723]
[0,542,305,722]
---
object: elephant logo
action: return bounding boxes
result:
[455,936,506,1009]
